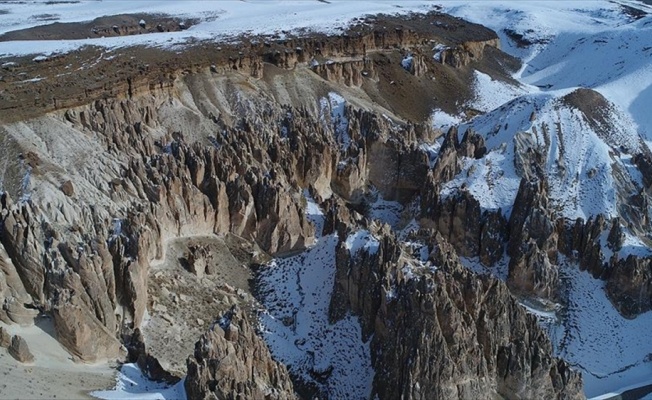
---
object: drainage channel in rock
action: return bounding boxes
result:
[255,195,374,399]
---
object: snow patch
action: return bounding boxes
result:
[430,108,462,132]
[344,230,380,256]
[419,139,443,169]
[91,363,186,400]
[401,54,413,71]
[366,188,404,230]
[303,189,325,238]
[469,70,528,113]
[320,92,350,150]
[432,43,448,62]
[257,235,374,398]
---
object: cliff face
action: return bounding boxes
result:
[0,9,593,400]
[415,91,652,319]
[0,10,502,123]
[0,65,439,368]
[328,222,583,400]
[185,307,296,400]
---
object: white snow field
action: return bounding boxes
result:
[257,197,375,398]
[0,0,439,57]
[92,363,187,400]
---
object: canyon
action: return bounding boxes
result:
[0,1,651,399]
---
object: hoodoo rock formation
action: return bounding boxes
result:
[0,5,650,400]
[329,224,583,400]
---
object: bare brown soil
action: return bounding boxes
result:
[144,233,265,376]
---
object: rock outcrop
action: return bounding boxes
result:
[185,307,296,400]
[507,178,559,300]
[606,255,652,318]
[0,242,37,326]
[0,327,10,348]
[329,224,583,400]
[8,335,34,363]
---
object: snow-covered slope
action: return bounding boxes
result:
[436,1,652,398]
[443,90,643,221]
[436,0,651,222]
[551,263,652,399]
[443,0,652,144]
[257,197,375,398]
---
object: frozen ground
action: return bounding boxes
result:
[257,195,375,398]
[0,0,438,57]
[91,363,186,400]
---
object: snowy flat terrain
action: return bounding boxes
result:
[0,0,439,57]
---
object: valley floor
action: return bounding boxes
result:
[0,320,115,399]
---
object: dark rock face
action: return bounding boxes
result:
[329,226,583,400]
[432,190,483,257]
[185,308,296,400]
[607,256,652,318]
[419,128,497,260]
[8,335,34,363]
[60,180,74,197]
[507,178,559,300]
[480,210,507,266]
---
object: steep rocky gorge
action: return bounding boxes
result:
[0,8,649,400]
[328,222,583,400]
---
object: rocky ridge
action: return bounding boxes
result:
[0,7,647,400]
[328,221,583,400]
[415,91,652,318]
